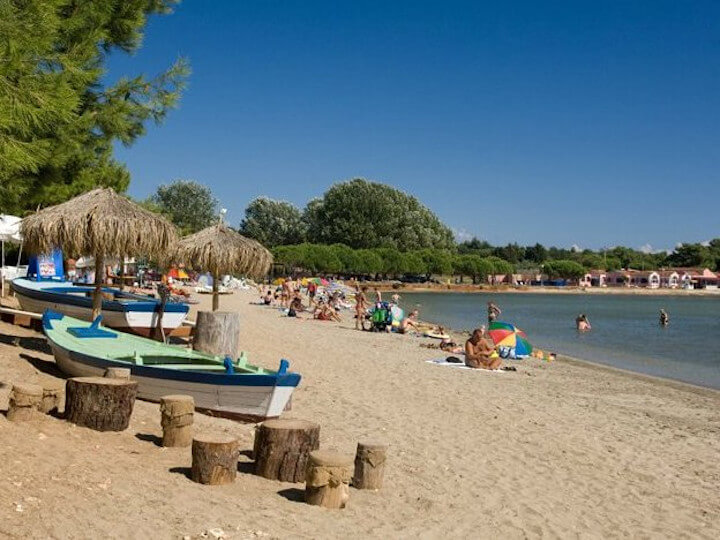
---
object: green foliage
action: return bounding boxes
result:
[524,243,548,263]
[0,0,188,215]
[418,248,453,275]
[487,256,514,275]
[453,255,494,283]
[457,237,493,257]
[543,260,586,280]
[239,197,306,247]
[304,179,455,250]
[150,180,217,234]
[493,243,525,264]
[666,243,715,269]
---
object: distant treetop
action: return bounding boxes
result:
[304,178,455,251]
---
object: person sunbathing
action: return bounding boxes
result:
[398,310,420,334]
[314,301,341,322]
[263,290,273,305]
[440,339,464,354]
[465,328,502,370]
[288,295,305,317]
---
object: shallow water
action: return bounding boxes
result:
[401,292,720,389]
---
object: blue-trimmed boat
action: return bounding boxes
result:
[11,250,189,337]
[42,311,301,421]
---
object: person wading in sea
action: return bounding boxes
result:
[487,301,501,324]
[659,309,669,326]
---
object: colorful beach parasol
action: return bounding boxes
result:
[168,267,189,280]
[488,321,533,358]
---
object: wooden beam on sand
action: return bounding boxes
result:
[0,306,42,330]
[0,306,42,320]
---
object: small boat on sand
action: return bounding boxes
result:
[13,277,189,337]
[11,251,189,337]
[42,311,300,421]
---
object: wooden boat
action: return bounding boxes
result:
[42,311,300,421]
[12,277,189,337]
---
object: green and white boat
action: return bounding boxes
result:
[42,310,301,421]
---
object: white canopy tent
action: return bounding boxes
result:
[0,214,23,298]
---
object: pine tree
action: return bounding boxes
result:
[0,0,189,214]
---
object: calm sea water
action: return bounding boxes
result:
[401,292,720,389]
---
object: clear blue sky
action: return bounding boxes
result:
[110,0,720,252]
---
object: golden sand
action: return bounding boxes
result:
[0,289,718,538]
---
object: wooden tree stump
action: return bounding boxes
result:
[352,441,388,490]
[40,380,65,414]
[191,434,239,485]
[160,395,194,447]
[7,383,43,422]
[65,377,138,431]
[193,311,240,358]
[305,450,353,509]
[104,367,131,380]
[254,419,320,482]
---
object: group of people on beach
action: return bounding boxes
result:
[260,277,346,322]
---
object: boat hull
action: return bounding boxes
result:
[12,278,187,337]
[48,339,294,422]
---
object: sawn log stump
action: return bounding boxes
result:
[7,383,43,422]
[65,377,138,431]
[104,367,131,380]
[193,311,240,358]
[253,418,320,482]
[191,434,239,485]
[352,441,388,490]
[40,379,65,414]
[160,394,194,447]
[305,450,353,509]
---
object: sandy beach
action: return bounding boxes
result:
[1,289,719,539]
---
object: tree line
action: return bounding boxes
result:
[271,244,521,282]
[141,179,720,277]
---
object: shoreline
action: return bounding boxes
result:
[378,283,720,296]
[557,353,720,397]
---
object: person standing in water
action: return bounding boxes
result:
[659,309,669,326]
[487,301,501,324]
[576,314,591,331]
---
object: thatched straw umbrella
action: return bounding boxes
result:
[21,188,177,319]
[174,223,272,310]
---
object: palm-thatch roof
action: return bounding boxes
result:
[21,188,177,258]
[174,223,272,277]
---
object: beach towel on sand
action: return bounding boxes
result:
[426,358,505,372]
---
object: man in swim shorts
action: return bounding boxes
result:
[355,286,368,330]
[465,327,502,370]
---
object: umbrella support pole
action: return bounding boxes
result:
[212,272,219,311]
[91,253,104,320]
